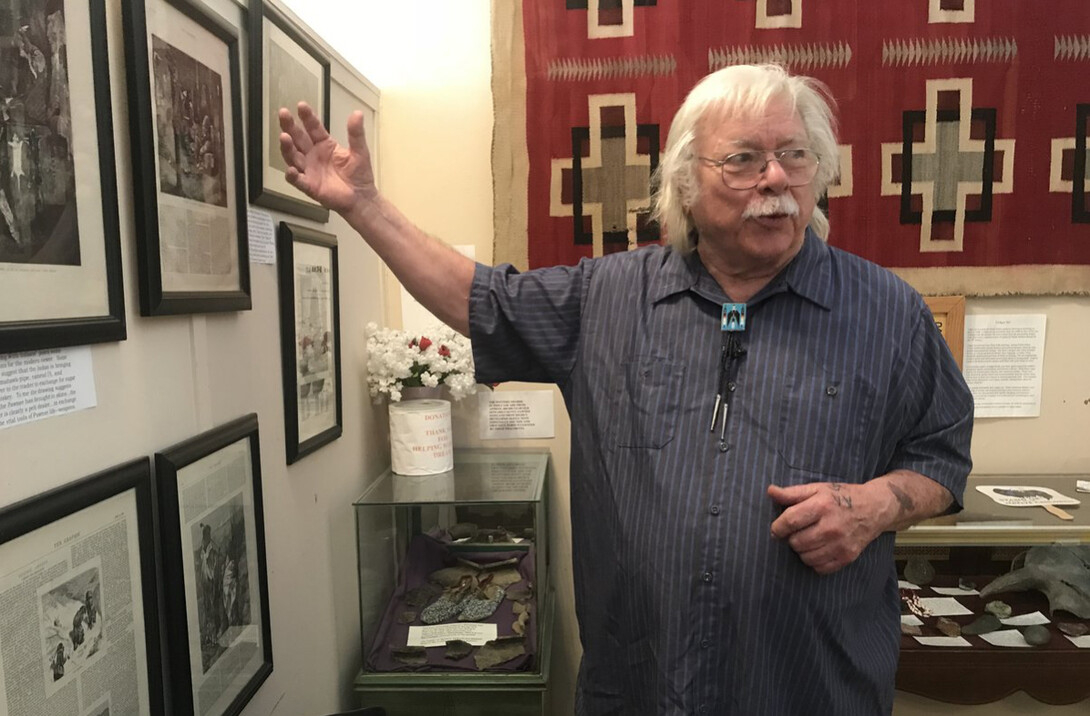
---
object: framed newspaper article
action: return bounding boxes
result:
[247,0,330,222]
[0,0,127,354]
[277,222,341,463]
[155,413,272,716]
[121,0,251,316]
[0,458,164,714]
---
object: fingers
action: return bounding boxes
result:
[297,101,331,147]
[278,106,312,153]
[770,501,821,539]
[767,482,819,506]
[346,110,369,157]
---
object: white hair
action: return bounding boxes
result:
[652,64,840,254]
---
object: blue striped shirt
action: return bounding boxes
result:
[469,231,973,715]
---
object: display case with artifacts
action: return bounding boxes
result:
[895,473,1090,705]
[353,448,553,715]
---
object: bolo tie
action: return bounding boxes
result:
[710,302,747,446]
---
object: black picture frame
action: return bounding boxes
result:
[277,221,342,463]
[155,414,272,716]
[0,0,126,354]
[0,458,164,714]
[122,0,251,316]
[247,0,331,222]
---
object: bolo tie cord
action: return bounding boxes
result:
[709,331,745,441]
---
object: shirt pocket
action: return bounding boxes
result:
[614,357,687,449]
[777,367,876,480]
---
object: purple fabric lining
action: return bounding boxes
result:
[365,534,537,672]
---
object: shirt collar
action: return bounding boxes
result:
[647,229,834,310]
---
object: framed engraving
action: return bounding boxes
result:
[277,221,341,463]
[155,414,272,716]
[0,0,126,353]
[122,0,251,315]
[247,0,330,222]
[924,295,966,369]
[0,458,164,714]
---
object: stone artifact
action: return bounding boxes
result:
[506,583,533,603]
[512,601,529,615]
[448,523,479,541]
[1022,625,1051,646]
[935,617,961,637]
[984,600,1012,619]
[994,487,1053,500]
[900,623,922,636]
[961,614,1002,636]
[476,528,513,543]
[978,545,1090,618]
[430,566,479,589]
[397,611,417,625]
[474,635,526,670]
[404,583,442,608]
[391,646,427,666]
[444,639,474,660]
[957,578,976,591]
[1057,622,1089,637]
[512,610,530,636]
[903,557,935,586]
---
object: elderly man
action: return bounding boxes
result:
[280,64,972,715]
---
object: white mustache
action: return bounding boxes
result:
[742,194,799,219]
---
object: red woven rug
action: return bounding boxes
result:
[492,0,1090,296]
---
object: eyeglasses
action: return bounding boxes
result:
[698,148,820,190]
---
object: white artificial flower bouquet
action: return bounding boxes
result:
[364,322,477,403]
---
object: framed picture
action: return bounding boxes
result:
[155,414,272,716]
[277,221,341,463]
[122,0,251,316]
[0,458,164,714]
[0,0,126,354]
[247,0,330,222]
[924,295,966,369]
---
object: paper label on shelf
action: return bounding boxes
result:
[916,597,973,616]
[914,636,971,647]
[1000,611,1049,626]
[898,580,920,590]
[980,629,1033,647]
[901,615,924,626]
[1065,634,1090,648]
[406,623,497,648]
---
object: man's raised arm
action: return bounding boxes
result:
[278,102,476,335]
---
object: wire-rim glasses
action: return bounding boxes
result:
[699,148,820,190]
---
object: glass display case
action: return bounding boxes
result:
[353,448,553,716]
[895,474,1090,705]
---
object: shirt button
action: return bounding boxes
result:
[718,442,730,453]
[698,705,709,715]
[727,382,736,392]
[709,505,721,516]
[700,638,710,649]
[826,385,838,396]
[702,571,713,583]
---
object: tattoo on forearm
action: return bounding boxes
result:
[888,483,915,515]
[830,484,853,509]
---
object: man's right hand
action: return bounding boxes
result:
[278,102,375,215]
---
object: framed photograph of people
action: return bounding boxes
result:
[0,0,126,354]
[0,458,164,714]
[121,0,251,316]
[155,414,272,716]
[247,0,330,222]
[277,221,341,463]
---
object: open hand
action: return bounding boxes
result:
[278,102,376,214]
[767,482,883,575]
